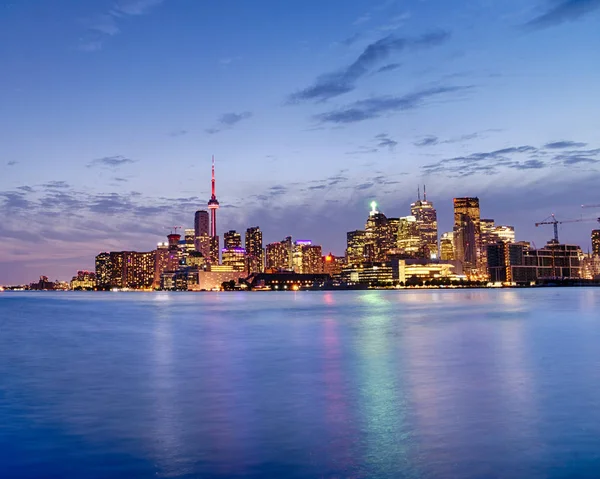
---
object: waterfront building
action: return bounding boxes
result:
[390,259,457,284]
[582,254,600,279]
[95,253,111,289]
[341,262,394,286]
[440,232,455,261]
[245,226,264,274]
[593,230,600,256]
[410,186,438,259]
[245,272,331,291]
[109,252,125,288]
[487,242,533,283]
[123,251,155,289]
[346,230,367,266]
[70,271,96,290]
[265,237,293,271]
[323,253,345,277]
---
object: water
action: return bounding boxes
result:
[1,289,599,478]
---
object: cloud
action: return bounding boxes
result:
[376,63,402,74]
[340,33,363,47]
[421,141,600,177]
[524,0,600,29]
[414,130,499,147]
[353,13,372,25]
[289,31,451,103]
[545,140,588,149]
[7,161,18,166]
[42,181,70,189]
[315,85,472,124]
[169,129,188,137]
[78,0,167,52]
[375,133,398,150]
[88,155,136,168]
[206,111,253,134]
[415,136,440,147]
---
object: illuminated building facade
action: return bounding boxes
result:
[392,259,457,284]
[453,197,481,273]
[209,236,220,264]
[346,230,367,265]
[266,237,293,271]
[440,232,455,261]
[397,216,421,257]
[184,229,196,253]
[365,203,394,262]
[70,271,96,290]
[95,253,111,289]
[123,251,155,289]
[109,252,125,288]
[410,187,438,259]
[224,230,242,249]
[323,253,345,277]
[494,225,515,244]
[592,230,600,256]
[245,226,264,274]
[194,210,209,237]
[222,247,246,272]
[341,262,394,286]
[297,243,323,274]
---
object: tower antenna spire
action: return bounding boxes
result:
[211,155,216,197]
[418,185,421,201]
[424,184,427,202]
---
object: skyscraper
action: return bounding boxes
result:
[593,230,600,256]
[397,216,421,257]
[245,227,264,274]
[224,230,242,249]
[95,253,111,289]
[440,232,455,261]
[453,197,481,273]
[265,237,293,271]
[194,210,209,237]
[410,186,438,259]
[365,202,394,262]
[346,230,367,266]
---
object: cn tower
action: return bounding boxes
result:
[207,156,220,237]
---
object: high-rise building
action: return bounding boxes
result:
[346,230,367,265]
[95,253,111,289]
[207,156,220,239]
[222,247,246,272]
[109,251,125,288]
[195,234,211,260]
[365,202,394,262]
[440,232,455,261]
[292,240,323,274]
[453,197,481,273]
[592,230,600,256]
[124,251,155,289]
[70,271,96,290]
[224,230,242,250]
[397,216,421,257]
[323,253,344,277]
[209,236,220,264]
[410,186,438,259]
[266,238,293,271]
[245,227,264,274]
[194,210,210,237]
[494,225,515,244]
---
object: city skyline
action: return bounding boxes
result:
[2,0,600,283]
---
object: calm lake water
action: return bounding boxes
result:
[1,289,600,478]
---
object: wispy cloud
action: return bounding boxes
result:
[206,111,253,135]
[79,0,168,52]
[421,141,599,177]
[289,31,451,103]
[88,155,136,168]
[7,161,18,167]
[524,0,600,29]
[169,129,188,137]
[414,130,498,147]
[545,140,588,149]
[315,85,472,124]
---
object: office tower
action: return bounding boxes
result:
[453,197,481,272]
[154,242,170,288]
[224,230,242,250]
[494,225,515,244]
[346,230,367,266]
[222,247,246,272]
[481,219,496,245]
[293,240,311,272]
[397,216,421,257]
[245,227,264,274]
[207,156,220,238]
[593,230,600,256]
[411,186,438,259]
[266,237,293,271]
[95,253,111,289]
[209,236,220,264]
[365,202,394,262]
[454,214,477,270]
[184,229,196,254]
[194,210,210,237]
[323,253,344,277]
[440,232,455,260]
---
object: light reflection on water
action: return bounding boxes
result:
[1,289,600,478]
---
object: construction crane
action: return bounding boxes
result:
[582,204,600,209]
[535,214,600,243]
[165,226,183,235]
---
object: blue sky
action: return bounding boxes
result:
[1,0,600,283]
